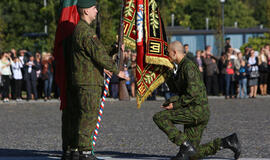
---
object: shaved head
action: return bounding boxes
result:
[169,41,184,54]
[168,41,185,63]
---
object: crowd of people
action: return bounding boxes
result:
[1,39,270,102]
[0,49,58,102]
[190,39,270,99]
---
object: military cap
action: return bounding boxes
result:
[77,0,96,8]
[225,37,231,41]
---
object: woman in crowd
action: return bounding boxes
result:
[238,60,248,98]
[247,49,259,98]
[224,52,236,99]
[42,52,54,101]
[0,52,13,102]
[11,57,23,101]
[196,50,204,79]
[258,48,268,96]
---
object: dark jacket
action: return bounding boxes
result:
[71,19,118,87]
[165,57,208,109]
[24,60,41,81]
[203,57,219,76]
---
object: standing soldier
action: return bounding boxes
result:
[153,41,241,160]
[62,0,127,160]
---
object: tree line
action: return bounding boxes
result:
[0,0,269,52]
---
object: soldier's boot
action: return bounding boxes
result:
[61,150,71,160]
[221,133,241,159]
[171,141,197,160]
[79,151,98,160]
[70,149,79,160]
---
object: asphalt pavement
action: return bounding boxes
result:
[0,96,269,159]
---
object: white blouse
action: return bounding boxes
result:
[0,60,12,76]
[11,61,23,80]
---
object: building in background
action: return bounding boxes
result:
[166,26,269,56]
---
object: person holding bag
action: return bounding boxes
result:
[258,48,268,96]
[248,49,259,98]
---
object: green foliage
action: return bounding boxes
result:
[244,0,270,28]
[158,0,191,27]
[241,33,270,52]
[0,0,59,52]
[0,10,6,51]
[98,0,121,47]
[185,0,258,29]
[224,0,258,28]
[0,0,268,52]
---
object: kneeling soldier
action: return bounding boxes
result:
[153,41,241,160]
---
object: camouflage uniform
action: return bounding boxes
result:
[62,19,119,152]
[153,57,222,159]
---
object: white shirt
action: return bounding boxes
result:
[19,56,25,65]
[0,60,12,76]
[11,61,23,80]
[28,61,34,73]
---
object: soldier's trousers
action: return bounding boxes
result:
[62,86,102,151]
[153,105,222,159]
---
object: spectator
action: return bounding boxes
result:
[110,74,119,98]
[24,55,40,100]
[233,51,242,97]
[225,52,236,99]
[247,49,259,98]
[258,48,268,96]
[36,52,43,99]
[238,60,248,99]
[243,46,251,62]
[42,52,54,101]
[224,37,232,53]
[0,52,13,102]
[265,44,270,94]
[200,50,207,85]
[218,52,227,95]
[10,49,17,99]
[11,57,23,101]
[18,50,27,64]
[109,53,119,99]
[10,48,17,59]
[184,44,196,63]
[195,50,204,79]
[203,46,219,96]
[130,52,137,97]
[123,64,131,95]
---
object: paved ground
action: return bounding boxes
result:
[0,97,269,159]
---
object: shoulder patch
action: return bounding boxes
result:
[187,69,195,79]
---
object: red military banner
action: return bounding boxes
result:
[123,0,173,108]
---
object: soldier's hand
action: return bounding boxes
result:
[161,103,173,110]
[104,69,113,78]
[117,71,128,80]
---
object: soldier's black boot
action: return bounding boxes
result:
[70,149,79,160]
[221,133,241,159]
[61,150,71,160]
[79,151,98,160]
[171,141,197,160]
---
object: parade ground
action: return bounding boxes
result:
[0,97,270,160]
